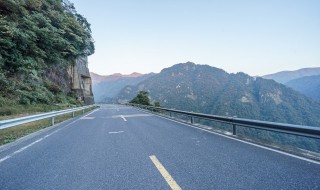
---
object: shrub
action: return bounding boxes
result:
[154,102,160,107]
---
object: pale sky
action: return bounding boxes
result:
[72,0,320,76]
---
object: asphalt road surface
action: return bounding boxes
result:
[0,105,319,190]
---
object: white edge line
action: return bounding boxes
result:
[0,108,100,164]
[0,155,11,163]
[133,107,320,165]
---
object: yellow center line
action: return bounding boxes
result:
[149,155,182,190]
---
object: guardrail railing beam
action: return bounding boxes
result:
[127,103,320,139]
[0,105,97,130]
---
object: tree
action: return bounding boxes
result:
[154,102,160,107]
[0,0,95,106]
[129,91,150,105]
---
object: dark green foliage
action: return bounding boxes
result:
[154,102,160,107]
[0,0,94,75]
[130,91,151,106]
[0,0,94,112]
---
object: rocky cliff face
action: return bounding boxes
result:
[69,56,94,105]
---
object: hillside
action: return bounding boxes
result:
[116,62,320,126]
[91,72,155,103]
[0,0,94,115]
[286,75,320,101]
[262,67,320,84]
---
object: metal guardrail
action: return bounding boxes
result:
[0,105,97,130]
[129,104,320,139]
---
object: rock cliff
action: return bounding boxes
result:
[69,56,94,105]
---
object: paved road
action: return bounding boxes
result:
[0,105,319,190]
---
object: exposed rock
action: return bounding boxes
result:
[68,56,94,105]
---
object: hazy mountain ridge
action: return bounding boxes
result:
[262,68,320,101]
[262,67,320,84]
[285,75,320,101]
[115,62,320,126]
[91,72,156,103]
[90,72,145,85]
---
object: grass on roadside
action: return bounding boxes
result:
[0,97,83,121]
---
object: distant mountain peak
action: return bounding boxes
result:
[262,67,320,84]
[128,72,143,77]
[90,72,144,78]
[110,73,122,77]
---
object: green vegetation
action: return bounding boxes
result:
[154,102,160,107]
[0,0,94,115]
[129,91,151,105]
[0,96,80,120]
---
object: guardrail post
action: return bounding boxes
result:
[82,109,84,114]
[169,111,172,117]
[191,116,194,124]
[232,124,237,135]
[51,116,55,126]
[72,112,75,118]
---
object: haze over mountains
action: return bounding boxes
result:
[285,75,320,101]
[90,72,155,102]
[262,67,320,84]
[262,67,320,101]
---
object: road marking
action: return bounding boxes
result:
[0,155,11,163]
[0,138,43,163]
[122,114,151,118]
[0,109,99,164]
[149,155,182,190]
[135,108,320,165]
[80,109,99,118]
[100,107,130,110]
[112,114,152,120]
[108,131,124,134]
[81,117,95,120]
[120,115,127,121]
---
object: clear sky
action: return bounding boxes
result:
[72,0,320,76]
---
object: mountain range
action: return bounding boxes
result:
[114,62,320,126]
[90,72,155,102]
[262,67,320,101]
[262,67,320,84]
[285,75,320,101]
